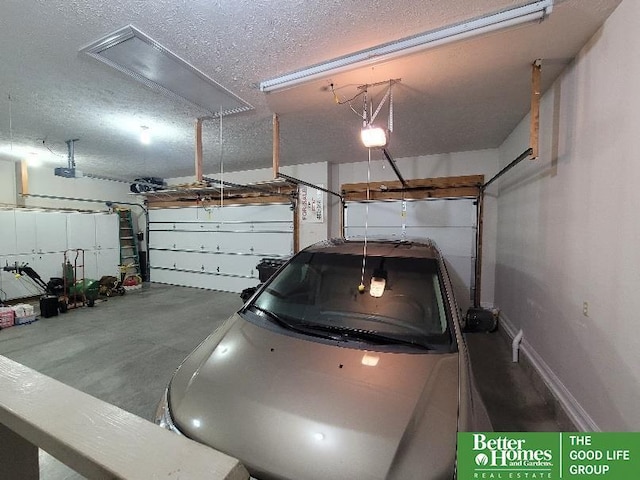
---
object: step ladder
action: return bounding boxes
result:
[117,208,141,281]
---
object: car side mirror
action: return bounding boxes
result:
[240,286,259,303]
[463,307,498,333]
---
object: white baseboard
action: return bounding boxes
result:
[499,312,600,432]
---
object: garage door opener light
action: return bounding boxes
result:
[360,80,395,149]
[259,0,553,92]
[361,126,388,149]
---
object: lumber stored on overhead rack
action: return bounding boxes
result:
[342,175,484,201]
[144,180,296,209]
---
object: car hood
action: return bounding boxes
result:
[169,314,459,480]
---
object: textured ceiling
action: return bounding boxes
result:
[0,0,622,180]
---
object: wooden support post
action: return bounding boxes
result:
[530,59,542,160]
[340,200,346,239]
[474,193,485,308]
[273,114,280,179]
[293,197,300,254]
[20,160,29,196]
[195,118,204,183]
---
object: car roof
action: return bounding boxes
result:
[303,238,441,259]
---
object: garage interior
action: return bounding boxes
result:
[1,0,638,478]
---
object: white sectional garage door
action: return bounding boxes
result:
[148,204,294,293]
[344,198,477,311]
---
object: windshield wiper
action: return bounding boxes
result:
[297,323,434,350]
[247,305,340,341]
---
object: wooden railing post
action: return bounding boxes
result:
[0,423,39,480]
[0,355,249,480]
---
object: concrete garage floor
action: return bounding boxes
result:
[0,283,568,479]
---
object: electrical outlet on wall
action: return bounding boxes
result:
[583,301,589,316]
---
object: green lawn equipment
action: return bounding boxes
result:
[61,256,99,308]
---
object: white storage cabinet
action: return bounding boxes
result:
[0,209,120,301]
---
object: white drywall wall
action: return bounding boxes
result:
[331,149,500,307]
[495,0,638,430]
[0,160,16,206]
[23,167,133,211]
[0,160,132,211]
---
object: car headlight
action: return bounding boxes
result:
[154,387,183,435]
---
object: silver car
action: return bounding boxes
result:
[155,238,491,479]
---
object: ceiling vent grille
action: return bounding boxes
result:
[81,25,253,117]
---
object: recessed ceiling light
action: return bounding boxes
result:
[140,126,151,145]
[26,152,42,167]
[0,144,58,165]
[80,25,253,117]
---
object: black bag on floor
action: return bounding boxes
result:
[40,295,59,318]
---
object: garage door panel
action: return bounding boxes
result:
[148,231,176,249]
[149,208,198,223]
[149,204,292,294]
[346,200,476,228]
[345,202,402,229]
[148,250,174,269]
[172,231,206,251]
[174,251,206,272]
[197,273,260,293]
[151,268,259,293]
[345,198,476,309]
[203,232,292,256]
[150,205,292,223]
[211,254,261,278]
[403,227,475,257]
[346,226,474,258]
[151,268,192,287]
[151,221,292,234]
[405,199,476,227]
[149,222,177,232]
[344,226,401,239]
[205,204,292,223]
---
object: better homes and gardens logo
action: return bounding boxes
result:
[466,433,556,478]
[458,433,639,479]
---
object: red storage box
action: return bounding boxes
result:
[0,307,15,329]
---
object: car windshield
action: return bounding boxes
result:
[249,251,453,351]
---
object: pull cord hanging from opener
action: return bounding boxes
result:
[357,80,397,294]
[358,144,372,294]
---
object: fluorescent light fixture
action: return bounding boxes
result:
[361,126,388,148]
[81,25,253,116]
[140,126,151,145]
[260,0,553,92]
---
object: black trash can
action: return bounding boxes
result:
[39,295,59,318]
[256,258,288,282]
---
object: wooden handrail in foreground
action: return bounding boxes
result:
[0,355,249,480]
